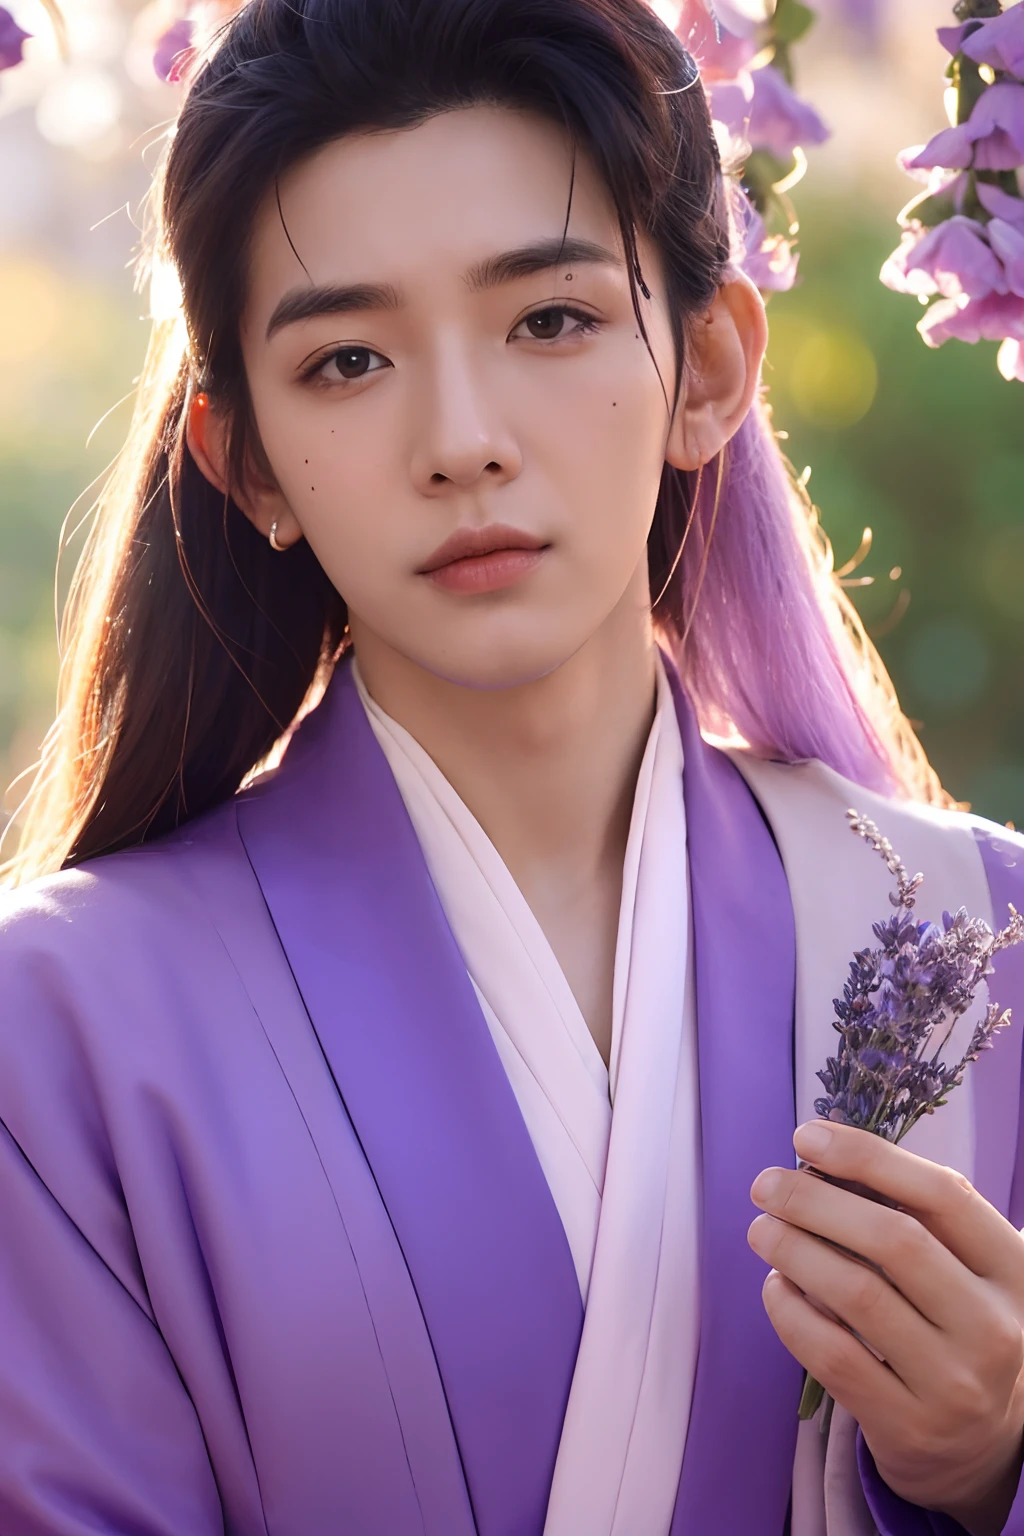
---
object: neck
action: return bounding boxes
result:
[350,579,658,902]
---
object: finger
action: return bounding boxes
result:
[749,1212,939,1393]
[751,1164,990,1334]
[761,1268,912,1430]
[792,1121,1024,1284]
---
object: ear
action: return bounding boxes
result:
[185,393,304,549]
[664,272,769,472]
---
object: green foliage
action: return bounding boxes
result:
[766,184,1024,826]
[772,0,817,47]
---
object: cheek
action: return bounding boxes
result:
[251,384,398,550]
[536,350,670,551]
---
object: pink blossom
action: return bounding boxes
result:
[988,217,1024,296]
[977,182,1024,227]
[731,192,799,291]
[744,232,800,291]
[961,5,1024,83]
[918,289,1024,348]
[905,82,1024,173]
[708,74,753,141]
[746,63,829,159]
[674,0,757,81]
[880,216,1007,300]
[154,17,195,83]
[0,5,29,69]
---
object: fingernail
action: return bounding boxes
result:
[748,1213,781,1256]
[751,1169,783,1205]
[795,1122,832,1159]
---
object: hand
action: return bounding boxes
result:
[748,1121,1024,1536]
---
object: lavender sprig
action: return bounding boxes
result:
[798,810,1023,1424]
[814,810,1023,1145]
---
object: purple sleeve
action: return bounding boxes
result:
[0,1112,225,1535]
[856,820,1024,1535]
[858,1437,1024,1536]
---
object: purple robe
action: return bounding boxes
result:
[0,659,1022,1535]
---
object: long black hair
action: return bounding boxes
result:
[3,0,946,886]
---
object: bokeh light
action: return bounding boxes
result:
[788,325,879,429]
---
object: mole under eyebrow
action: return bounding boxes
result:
[264,236,623,342]
[465,236,624,290]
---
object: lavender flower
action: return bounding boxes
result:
[734,193,800,291]
[918,289,1024,347]
[905,82,1024,174]
[746,62,830,161]
[882,1,1024,383]
[675,0,827,295]
[0,5,30,70]
[961,5,1024,79]
[799,810,1023,1426]
[153,17,195,84]
[813,810,1023,1144]
[881,215,1008,300]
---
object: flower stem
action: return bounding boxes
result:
[798,1371,826,1421]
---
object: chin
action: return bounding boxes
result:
[409,627,587,694]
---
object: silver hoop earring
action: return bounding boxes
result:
[268,520,287,553]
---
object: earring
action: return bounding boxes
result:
[268,520,287,553]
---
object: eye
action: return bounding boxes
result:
[305,345,392,385]
[511,305,603,343]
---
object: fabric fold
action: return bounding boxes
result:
[355,655,701,1536]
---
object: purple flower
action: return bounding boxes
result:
[938,21,982,59]
[812,811,1023,1145]
[988,217,1024,297]
[709,73,753,143]
[918,289,1024,348]
[730,188,800,292]
[905,81,1024,173]
[961,5,1024,82]
[976,181,1024,228]
[746,63,830,159]
[880,216,1007,300]
[744,231,800,291]
[153,17,195,83]
[0,5,30,70]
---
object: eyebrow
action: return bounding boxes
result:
[264,236,623,342]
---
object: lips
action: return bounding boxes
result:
[417,523,549,597]
[417,524,547,575]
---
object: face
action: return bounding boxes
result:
[237,105,687,689]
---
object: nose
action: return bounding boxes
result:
[409,335,523,497]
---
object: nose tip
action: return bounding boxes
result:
[429,458,505,488]
[410,347,523,495]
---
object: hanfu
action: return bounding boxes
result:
[2,654,1023,1535]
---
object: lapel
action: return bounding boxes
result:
[237,661,583,1536]
[970,822,1024,1218]
[177,808,476,1536]
[731,753,993,1185]
[668,671,804,1534]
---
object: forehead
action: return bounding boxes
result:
[243,104,624,319]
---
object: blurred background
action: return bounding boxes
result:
[0,0,1021,846]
